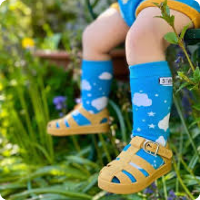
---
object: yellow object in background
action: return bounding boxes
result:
[22,37,35,49]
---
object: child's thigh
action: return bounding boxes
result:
[129,7,193,41]
[135,0,200,28]
[125,7,193,64]
[119,0,200,28]
[82,7,129,53]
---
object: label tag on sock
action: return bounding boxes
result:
[159,77,172,86]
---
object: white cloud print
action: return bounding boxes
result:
[99,72,112,80]
[132,93,152,107]
[158,113,170,132]
[122,0,129,4]
[91,97,108,111]
[72,110,79,116]
[156,136,166,146]
[82,80,91,91]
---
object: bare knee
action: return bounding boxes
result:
[126,18,167,65]
[82,22,111,60]
[82,23,97,53]
[125,7,193,66]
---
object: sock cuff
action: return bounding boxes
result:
[82,59,113,71]
[129,61,172,78]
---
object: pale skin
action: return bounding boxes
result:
[82,6,193,65]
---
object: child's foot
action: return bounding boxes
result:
[98,136,172,194]
[47,104,110,136]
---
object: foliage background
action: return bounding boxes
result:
[0,0,199,200]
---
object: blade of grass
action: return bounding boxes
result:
[173,95,200,161]
[109,100,127,143]
[98,134,111,163]
[10,188,92,200]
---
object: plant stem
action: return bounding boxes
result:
[162,176,168,200]
[173,95,200,160]
[91,135,103,166]
[71,136,81,152]
[171,25,195,72]
[179,43,195,72]
[109,100,127,143]
[173,158,195,200]
[98,134,111,163]
[108,127,119,157]
[86,0,97,20]
[176,119,184,192]
[179,155,200,186]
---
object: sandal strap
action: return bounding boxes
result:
[130,155,156,175]
[117,146,138,162]
[130,136,173,159]
[99,137,173,184]
[115,171,133,184]
[78,105,109,124]
[123,165,145,181]
[65,114,78,127]
[100,165,120,182]
[60,105,109,127]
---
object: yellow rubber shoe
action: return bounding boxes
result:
[47,104,110,136]
[98,136,173,194]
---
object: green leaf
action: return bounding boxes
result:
[189,117,200,128]
[66,156,99,168]
[180,23,191,40]
[165,4,170,16]
[161,0,170,16]
[9,188,92,200]
[164,32,178,44]
[169,15,175,26]
[192,104,200,111]
[109,100,127,143]
[177,71,192,83]
[188,84,199,91]
[36,194,74,200]
[19,165,88,182]
[193,67,200,82]
[153,2,160,7]
[176,82,190,93]
[82,173,98,193]
[125,194,144,200]
[154,16,165,20]
[183,174,200,186]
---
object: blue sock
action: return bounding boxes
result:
[81,60,113,114]
[112,61,173,183]
[65,60,113,127]
[130,61,173,144]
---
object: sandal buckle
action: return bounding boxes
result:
[143,140,160,156]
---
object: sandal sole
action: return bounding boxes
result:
[47,123,110,136]
[98,162,171,194]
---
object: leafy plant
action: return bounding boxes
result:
[0,0,200,200]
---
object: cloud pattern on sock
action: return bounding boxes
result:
[131,90,172,145]
[130,62,173,145]
[91,97,108,111]
[82,80,92,91]
[113,62,173,184]
[129,61,173,173]
[132,93,152,107]
[64,60,113,127]
[81,60,113,114]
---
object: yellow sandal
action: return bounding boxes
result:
[47,104,110,136]
[98,136,173,194]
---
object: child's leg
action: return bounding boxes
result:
[126,8,192,142]
[126,7,192,65]
[83,7,129,60]
[48,6,129,136]
[80,7,128,114]
[98,6,195,194]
